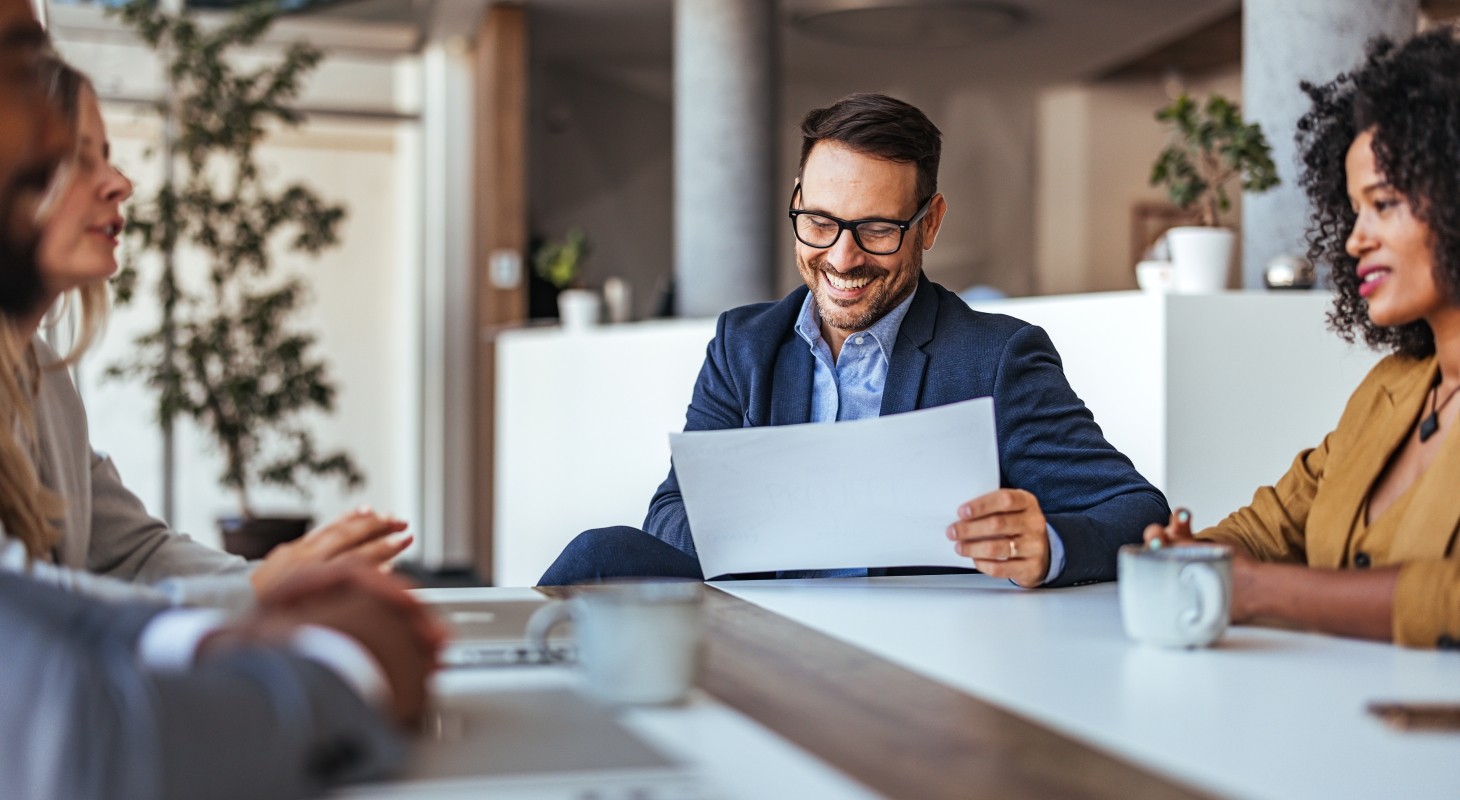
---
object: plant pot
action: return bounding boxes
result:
[558,288,601,331]
[219,515,313,560]
[1166,226,1235,293]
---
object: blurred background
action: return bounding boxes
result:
[38,0,1458,582]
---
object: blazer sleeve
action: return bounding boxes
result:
[32,337,254,609]
[1196,440,1324,563]
[992,325,1170,587]
[86,448,257,610]
[1392,559,1460,648]
[643,313,744,556]
[0,573,402,800]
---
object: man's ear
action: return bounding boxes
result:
[921,193,948,251]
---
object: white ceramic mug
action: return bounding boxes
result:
[1118,544,1231,648]
[526,580,704,705]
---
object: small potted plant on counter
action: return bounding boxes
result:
[1150,92,1279,293]
[533,228,598,329]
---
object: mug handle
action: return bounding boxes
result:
[1178,562,1226,633]
[526,600,572,661]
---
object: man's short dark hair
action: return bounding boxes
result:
[798,93,942,205]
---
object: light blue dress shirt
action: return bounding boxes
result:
[784,288,1066,583]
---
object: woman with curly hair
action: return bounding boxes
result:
[1146,28,1460,648]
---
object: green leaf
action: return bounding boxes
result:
[1150,91,1280,217]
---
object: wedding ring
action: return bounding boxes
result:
[1009,539,1019,559]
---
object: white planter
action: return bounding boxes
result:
[1166,226,1234,294]
[558,288,601,331]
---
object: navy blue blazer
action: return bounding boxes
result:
[644,274,1168,587]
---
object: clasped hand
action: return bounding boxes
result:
[202,564,445,728]
[946,488,1051,588]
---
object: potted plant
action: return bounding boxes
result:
[1150,92,1279,293]
[533,227,598,329]
[109,0,363,558]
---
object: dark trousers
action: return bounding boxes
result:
[537,525,978,586]
[538,526,705,586]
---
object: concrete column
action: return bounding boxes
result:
[1242,0,1417,288]
[674,0,778,318]
[420,24,480,568]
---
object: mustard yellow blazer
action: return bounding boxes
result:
[1199,354,1460,648]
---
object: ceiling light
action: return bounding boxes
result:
[791,0,1027,49]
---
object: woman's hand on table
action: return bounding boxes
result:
[250,507,413,596]
[1143,508,1260,621]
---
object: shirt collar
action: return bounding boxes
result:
[794,285,918,363]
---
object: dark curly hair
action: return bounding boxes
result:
[1296,27,1460,358]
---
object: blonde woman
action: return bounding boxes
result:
[2,53,409,608]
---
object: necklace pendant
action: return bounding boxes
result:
[1420,411,1440,443]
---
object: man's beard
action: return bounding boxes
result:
[800,238,922,334]
[0,199,43,316]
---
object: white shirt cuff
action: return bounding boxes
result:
[138,611,390,710]
[1041,523,1067,585]
[137,608,230,671]
[288,625,392,712]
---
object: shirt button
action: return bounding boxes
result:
[1354,552,1372,569]
[855,336,865,345]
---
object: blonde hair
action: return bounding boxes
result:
[0,324,62,559]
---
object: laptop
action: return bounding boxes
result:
[340,688,702,799]
[416,590,576,668]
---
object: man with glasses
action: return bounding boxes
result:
[541,93,1166,588]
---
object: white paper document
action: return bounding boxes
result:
[669,397,1000,578]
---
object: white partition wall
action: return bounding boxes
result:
[494,321,716,586]
[494,292,1381,586]
[970,292,1380,528]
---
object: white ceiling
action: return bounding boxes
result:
[52,0,1240,93]
[524,0,1239,95]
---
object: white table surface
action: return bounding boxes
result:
[717,574,1460,800]
[339,587,880,800]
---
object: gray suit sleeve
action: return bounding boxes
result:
[0,573,404,800]
[151,650,406,799]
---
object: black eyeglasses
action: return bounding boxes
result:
[788,185,932,256]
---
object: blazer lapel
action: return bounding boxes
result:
[1393,367,1460,561]
[1307,359,1435,568]
[880,275,936,416]
[769,334,814,426]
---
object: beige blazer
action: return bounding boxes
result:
[1200,353,1460,648]
[25,339,254,609]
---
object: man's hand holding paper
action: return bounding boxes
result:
[947,488,1051,588]
[670,398,1001,578]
